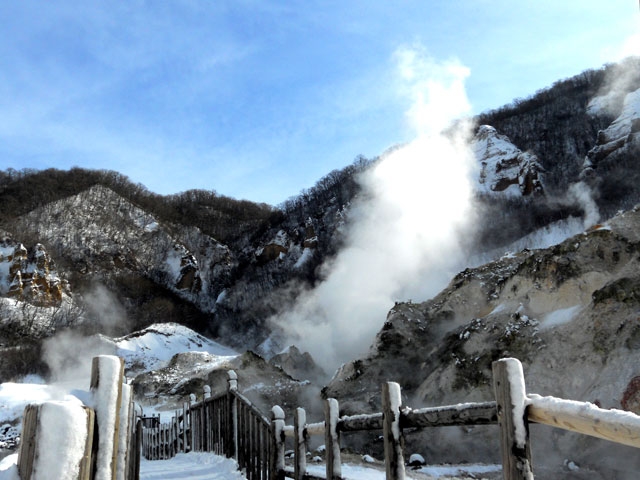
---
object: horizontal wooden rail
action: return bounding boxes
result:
[527,394,640,449]
[402,401,498,429]
[339,412,383,432]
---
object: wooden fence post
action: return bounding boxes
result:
[492,358,534,480]
[91,355,125,480]
[325,398,342,480]
[294,407,307,480]
[271,406,286,480]
[182,401,189,453]
[227,370,238,459]
[116,383,132,480]
[134,420,142,479]
[189,393,196,453]
[382,382,405,480]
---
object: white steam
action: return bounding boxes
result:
[42,330,115,387]
[83,283,128,335]
[271,47,478,373]
[568,181,600,228]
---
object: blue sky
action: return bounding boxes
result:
[1,1,638,205]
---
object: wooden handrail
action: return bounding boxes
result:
[527,393,640,449]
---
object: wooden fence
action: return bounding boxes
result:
[141,357,640,480]
[141,370,275,479]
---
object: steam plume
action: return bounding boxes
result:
[271,46,478,373]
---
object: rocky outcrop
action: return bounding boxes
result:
[269,345,326,381]
[472,125,544,196]
[0,240,63,306]
[582,88,640,185]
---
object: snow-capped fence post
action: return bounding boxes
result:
[271,405,286,480]
[324,398,342,480]
[182,401,189,453]
[294,407,307,480]
[91,355,125,480]
[202,384,211,452]
[116,383,132,480]
[227,369,238,459]
[382,381,405,480]
[492,358,534,480]
[189,393,196,453]
[17,402,96,480]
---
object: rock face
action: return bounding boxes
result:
[0,240,63,306]
[269,345,326,381]
[324,206,640,474]
[472,125,544,196]
[583,87,640,186]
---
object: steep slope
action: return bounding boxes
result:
[325,206,640,474]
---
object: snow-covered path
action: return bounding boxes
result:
[140,452,246,480]
[138,452,501,480]
[0,450,502,480]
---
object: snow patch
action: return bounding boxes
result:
[540,305,581,330]
[294,248,313,269]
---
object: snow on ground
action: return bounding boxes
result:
[0,450,504,480]
[138,453,501,480]
[139,453,246,479]
[0,454,19,480]
[306,461,501,479]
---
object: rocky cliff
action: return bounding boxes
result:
[324,206,640,475]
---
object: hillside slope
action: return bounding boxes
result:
[325,206,640,476]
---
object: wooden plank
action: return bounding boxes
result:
[228,393,238,459]
[116,384,132,479]
[324,398,342,480]
[17,404,39,480]
[294,407,307,480]
[528,393,640,449]
[182,402,189,453]
[134,420,142,480]
[382,382,405,480]
[402,402,498,428]
[271,406,286,480]
[79,406,96,480]
[238,403,246,472]
[492,358,534,480]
